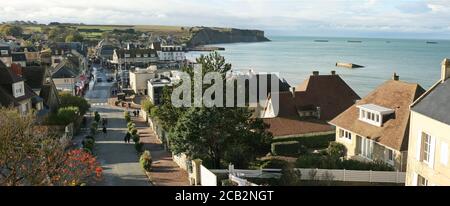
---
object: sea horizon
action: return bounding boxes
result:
[187,36,450,97]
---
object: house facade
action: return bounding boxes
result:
[159,45,185,61]
[112,48,158,65]
[129,66,157,95]
[330,74,425,171]
[0,43,12,67]
[406,59,450,186]
[51,61,78,95]
[0,62,39,115]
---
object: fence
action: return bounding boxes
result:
[200,165,217,186]
[229,174,259,186]
[295,168,406,183]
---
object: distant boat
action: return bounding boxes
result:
[336,62,364,69]
[314,40,329,42]
[348,40,362,43]
[427,41,438,44]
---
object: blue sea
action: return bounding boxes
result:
[186,36,450,96]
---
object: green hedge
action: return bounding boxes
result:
[271,141,303,157]
[272,133,335,149]
[295,154,394,171]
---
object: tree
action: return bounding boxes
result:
[0,24,23,37]
[141,99,154,114]
[164,52,272,169]
[48,106,80,125]
[65,31,84,42]
[0,108,101,186]
[59,93,90,115]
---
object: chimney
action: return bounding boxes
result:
[392,72,399,81]
[331,70,336,75]
[441,58,450,83]
[291,87,296,98]
[313,71,319,76]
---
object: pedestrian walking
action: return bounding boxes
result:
[133,110,137,117]
[102,126,107,137]
[124,132,131,143]
[136,110,140,117]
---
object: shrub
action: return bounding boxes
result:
[83,138,95,153]
[131,128,138,136]
[141,99,154,113]
[271,141,300,157]
[85,136,95,142]
[124,111,131,122]
[127,122,135,130]
[132,134,140,143]
[295,154,325,168]
[59,93,90,115]
[327,142,347,159]
[272,134,335,149]
[341,160,394,171]
[260,159,290,169]
[90,122,98,136]
[47,106,80,125]
[94,111,100,123]
[135,142,143,153]
[140,150,152,172]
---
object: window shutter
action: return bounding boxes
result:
[429,136,436,169]
[441,142,448,166]
[416,130,422,161]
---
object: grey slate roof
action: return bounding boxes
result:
[412,80,450,125]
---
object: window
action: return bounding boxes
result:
[417,175,428,186]
[387,148,394,162]
[422,133,432,163]
[143,54,148,57]
[124,54,130,58]
[339,129,352,140]
[361,138,374,159]
[136,54,141,58]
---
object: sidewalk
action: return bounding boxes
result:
[133,117,190,186]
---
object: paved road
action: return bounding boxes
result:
[85,69,151,186]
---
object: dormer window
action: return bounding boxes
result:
[143,54,148,58]
[357,104,394,127]
[12,81,25,98]
[136,54,141,58]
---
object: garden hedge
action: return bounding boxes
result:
[272,133,335,149]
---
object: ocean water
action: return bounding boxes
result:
[186,36,450,96]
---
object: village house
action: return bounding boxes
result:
[0,61,42,116]
[261,71,360,139]
[111,48,158,67]
[51,60,79,95]
[406,59,450,186]
[15,46,40,63]
[129,66,157,95]
[0,42,13,67]
[329,73,426,172]
[50,42,88,67]
[11,53,27,67]
[147,71,182,105]
[96,39,117,61]
[151,42,186,62]
[21,65,61,112]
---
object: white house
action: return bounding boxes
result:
[129,66,157,95]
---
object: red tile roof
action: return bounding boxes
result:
[263,73,360,137]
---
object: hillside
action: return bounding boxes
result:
[16,24,270,47]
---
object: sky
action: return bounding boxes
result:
[1,0,450,39]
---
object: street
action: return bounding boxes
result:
[84,66,151,186]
